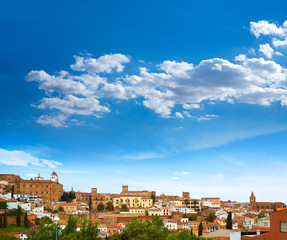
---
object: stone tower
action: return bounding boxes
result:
[250,191,256,211]
[122,185,128,193]
[182,192,190,199]
[50,172,58,183]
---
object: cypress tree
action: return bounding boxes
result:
[16,206,21,227]
[198,222,203,236]
[190,227,193,235]
[0,215,2,228]
[24,212,29,228]
[226,211,233,229]
[3,209,7,228]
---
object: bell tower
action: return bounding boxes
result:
[250,191,256,211]
[50,171,59,183]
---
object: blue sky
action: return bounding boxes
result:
[1,0,287,202]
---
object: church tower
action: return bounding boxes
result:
[50,171,59,183]
[250,191,256,211]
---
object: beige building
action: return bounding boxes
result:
[113,194,153,209]
[19,172,63,203]
[54,202,78,214]
[148,208,160,216]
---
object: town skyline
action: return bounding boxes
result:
[1,0,287,202]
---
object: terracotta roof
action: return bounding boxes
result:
[58,202,77,206]
[249,227,270,232]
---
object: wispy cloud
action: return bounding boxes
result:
[175,171,191,175]
[115,152,167,161]
[170,177,180,180]
[57,170,88,174]
[0,148,62,168]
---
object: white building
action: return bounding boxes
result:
[6,200,31,211]
[164,219,178,230]
[173,206,189,214]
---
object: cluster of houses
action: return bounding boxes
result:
[0,173,286,240]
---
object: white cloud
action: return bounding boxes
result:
[175,171,191,175]
[273,38,287,47]
[26,25,287,126]
[0,148,61,168]
[235,54,247,61]
[158,60,194,78]
[250,20,287,48]
[36,95,110,116]
[36,114,68,128]
[197,114,218,121]
[250,20,286,38]
[41,159,62,168]
[175,112,184,119]
[57,170,88,174]
[117,152,166,161]
[183,103,200,109]
[26,173,37,178]
[170,177,180,180]
[259,43,274,59]
[70,54,130,74]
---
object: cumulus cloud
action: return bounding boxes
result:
[36,114,68,128]
[70,54,130,74]
[259,44,274,58]
[37,95,110,116]
[250,20,286,38]
[250,20,287,48]
[26,24,287,126]
[0,148,62,168]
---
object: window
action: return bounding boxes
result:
[281,222,287,232]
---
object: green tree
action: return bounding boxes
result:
[106,202,114,211]
[0,201,7,210]
[206,213,215,222]
[183,213,188,218]
[11,185,14,199]
[189,215,197,221]
[40,216,52,224]
[151,194,156,204]
[68,192,76,201]
[97,203,105,211]
[184,199,190,207]
[64,215,78,235]
[45,207,52,213]
[176,230,190,240]
[258,212,266,218]
[0,215,2,228]
[192,200,198,210]
[117,216,168,240]
[88,196,92,212]
[198,222,203,236]
[3,209,7,228]
[24,212,29,228]
[0,232,19,240]
[121,204,128,210]
[16,205,22,226]
[60,192,69,202]
[58,206,65,212]
[27,221,62,240]
[190,227,193,235]
[80,218,101,240]
[226,211,233,229]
